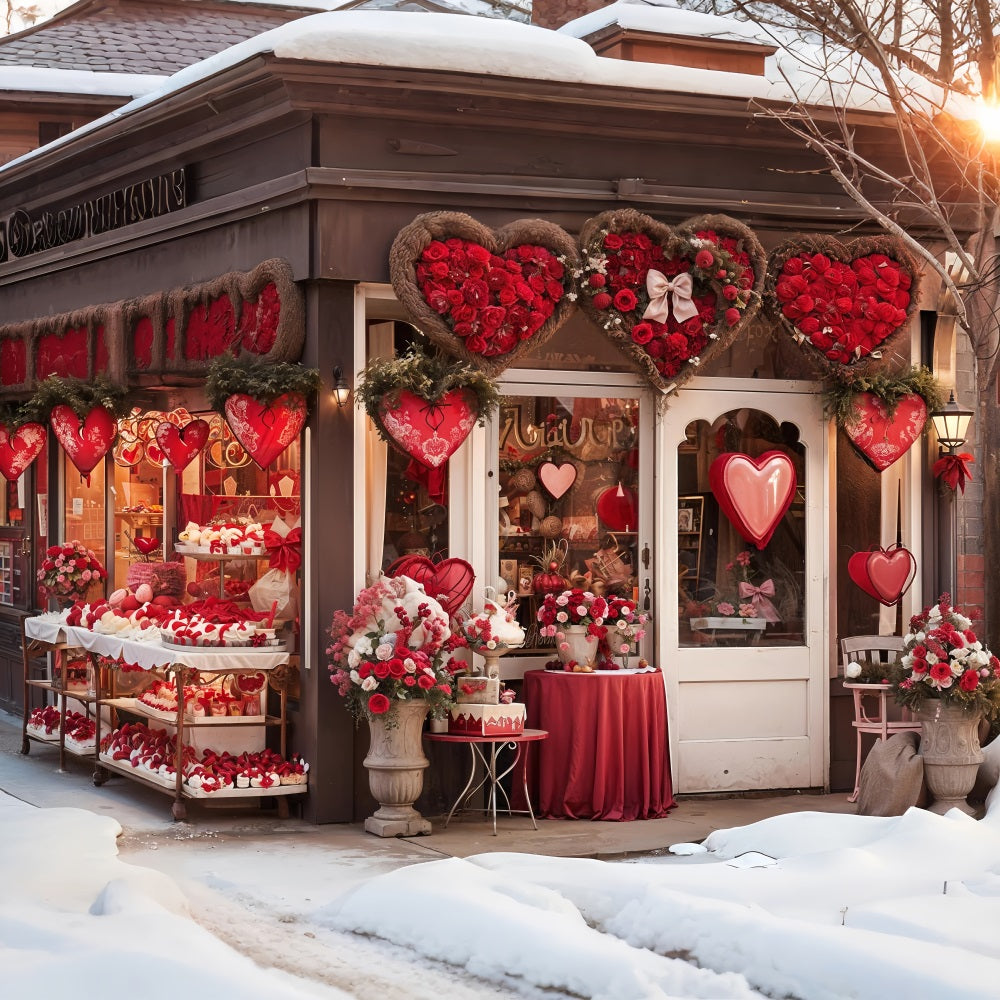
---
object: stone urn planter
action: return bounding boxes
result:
[557,625,599,669]
[917,700,984,815]
[363,699,432,837]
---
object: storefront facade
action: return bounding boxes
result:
[0,17,959,820]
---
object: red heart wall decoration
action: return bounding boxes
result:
[155,418,210,472]
[386,554,476,617]
[768,236,918,373]
[390,212,579,377]
[133,536,161,556]
[50,404,117,482]
[377,389,478,470]
[223,392,306,469]
[575,210,765,394]
[0,422,46,481]
[842,392,927,472]
[847,545,916,606]
[537,461,577,500]
[709,450,797,550]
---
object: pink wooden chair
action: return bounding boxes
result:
[841,635,920,803]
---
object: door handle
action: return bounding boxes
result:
[18,539,31,558]
[641,542,650,570]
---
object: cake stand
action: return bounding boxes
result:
[473,643,523,679]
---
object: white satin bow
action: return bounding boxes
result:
[642,269,699,324]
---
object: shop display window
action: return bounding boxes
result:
[677,408,805,648]
[499,395,641,652]
[64,450,107,574]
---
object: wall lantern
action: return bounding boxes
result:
[332,366,351,408]
[929,391,973,453]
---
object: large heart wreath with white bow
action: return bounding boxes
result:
[574,210,765,394]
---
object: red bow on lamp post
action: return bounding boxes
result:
[933,452,975,494]
[263,526,302,573]
[929,391,975,494]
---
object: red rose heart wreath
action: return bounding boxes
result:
[574,210,765,394]
[767,236,919,375]
[389,211,579,377]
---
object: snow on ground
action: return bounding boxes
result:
[7,769,1000,1000]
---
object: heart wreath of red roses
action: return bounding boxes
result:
[573,210,765,395]
[389,211,580,378]
[766,235,920,377]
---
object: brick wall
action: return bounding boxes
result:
[954,332,983,614]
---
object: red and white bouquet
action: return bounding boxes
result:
[328,574,468,720]
[537,588,646,668]
[37,540,106,601]
[893,594,1000,719]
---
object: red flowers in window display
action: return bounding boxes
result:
[575,210,765,394]
[37,540,106,601]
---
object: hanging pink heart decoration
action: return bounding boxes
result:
[223,392,307,469]
[155,418,210,472]
[709,450,797,550]
[50,404,117,484]
[0,422,46,481]
[377,389,478,469]
[537,461,577,499]
[842,392,927,473]
[386,554,476,616]
[847,545,916,606]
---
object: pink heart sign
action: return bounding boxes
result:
[155,418,210,472]
[386,554,475,617]
[709,450,796,550]
[843,392,927,472]
[847,545,916,606]
[224,392,307,469]
[0,422,45,481]
[537,461,577,500]
[50,404,117,483]
[377,389,478,469]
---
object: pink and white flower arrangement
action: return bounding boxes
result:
[37,540,106,601]
[892,594,1000,718]
[537,588,646,668]
[327,574,468,720]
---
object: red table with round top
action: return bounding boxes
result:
[515,668,675,821]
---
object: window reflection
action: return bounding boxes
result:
[678,409,805,648]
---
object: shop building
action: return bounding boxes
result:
[0,2,977,821]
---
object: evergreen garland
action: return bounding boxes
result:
[205,356,323,412]
[822,366,943,428]
[356,342,502,430]
[0,401,32,433]
[24,375,131,423]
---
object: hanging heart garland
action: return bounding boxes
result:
[847,544,916,606]
[575,210,765,395]
[0,421,46,481]
[708,450,797,550]
[223,393,307,470]
[155,418,210,472]
[50,403,118,483]
[389,211,579,377]
[767,235,919,375]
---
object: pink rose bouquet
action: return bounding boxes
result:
[37,540,106,601]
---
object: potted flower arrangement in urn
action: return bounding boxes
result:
[890,594,1000,814]
[327,573,468,836]
[37,540,107,608]
[537,588,645,672]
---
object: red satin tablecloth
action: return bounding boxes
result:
[515,669,675,821]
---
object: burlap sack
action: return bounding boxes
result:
[856,731,927,816]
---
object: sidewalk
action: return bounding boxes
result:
[1,708,857,862]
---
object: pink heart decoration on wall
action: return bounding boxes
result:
[223,392,306,469]
[847,545,916,606]
[709,450,797,550]
[386,554,476,616]
[50,403,117,482]
[155,418,210,472]
[537,461,577,499]
[842,392,927,472]
[0,422,45,481]
[377,389,478,469]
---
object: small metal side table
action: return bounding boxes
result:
[425,729,548,836]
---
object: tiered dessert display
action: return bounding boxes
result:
[452,593,527,735]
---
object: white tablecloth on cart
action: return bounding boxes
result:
[31,621,291,673]
[23,612,72,645]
